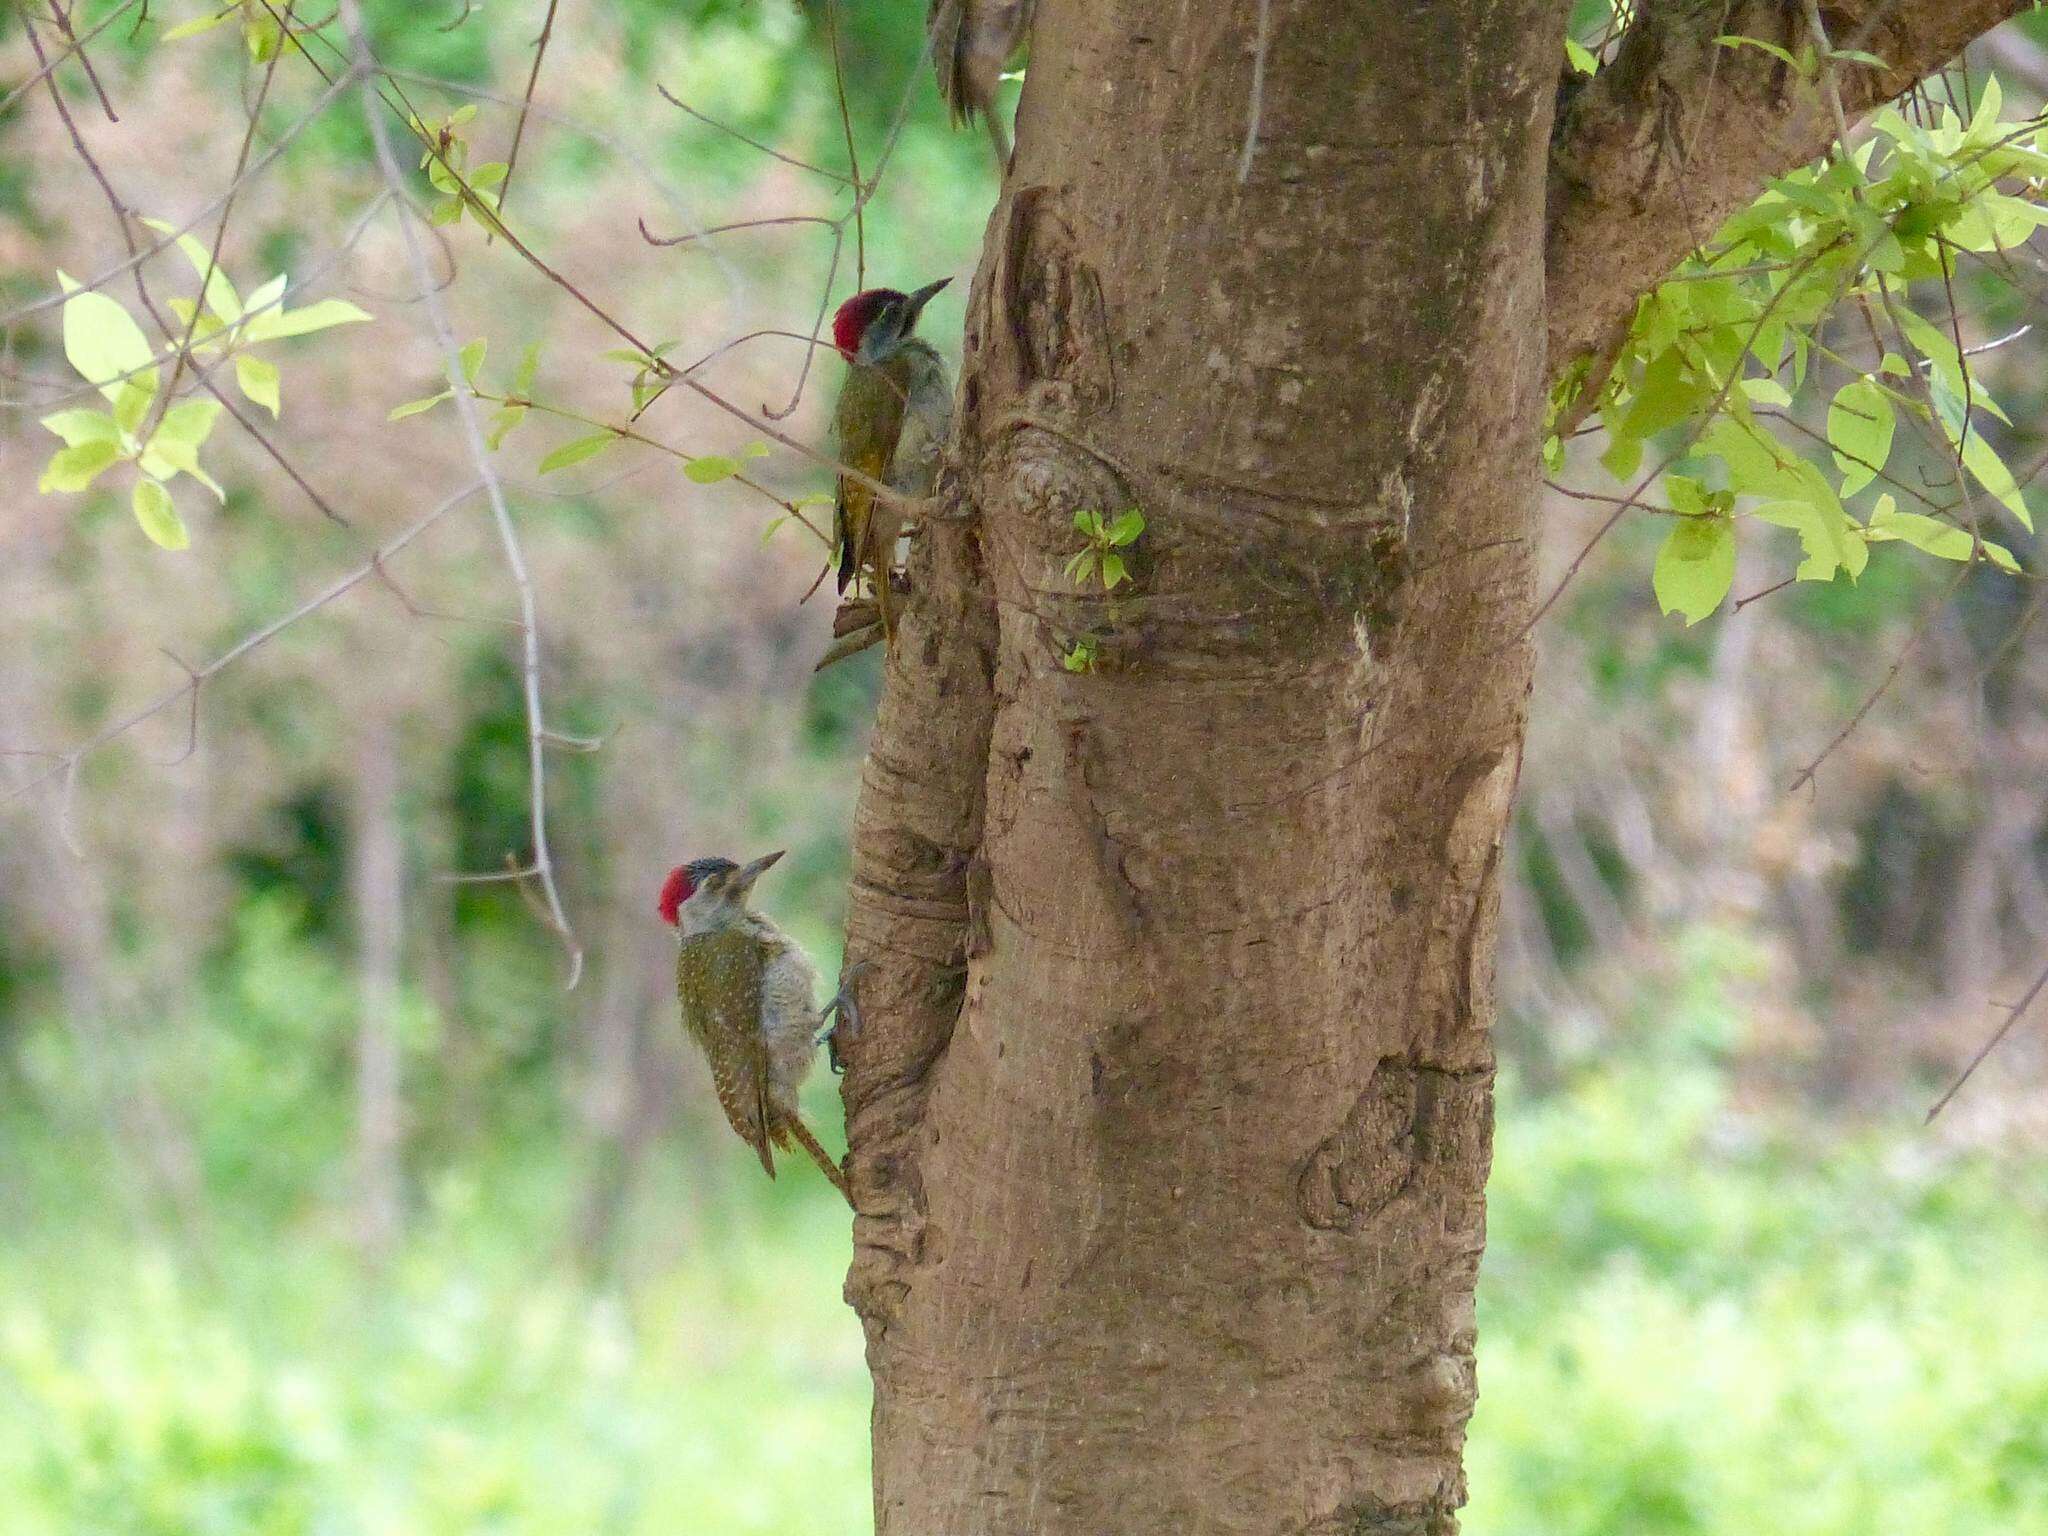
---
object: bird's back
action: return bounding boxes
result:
[676,925,778,1174]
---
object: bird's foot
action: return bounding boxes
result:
[817,960,873,1073]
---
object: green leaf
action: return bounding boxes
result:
[141,435,225,501]
[60,282,157,402]
[161,9,235,41]
[240,273,288,326]
[132,478,189,549]
[1932,386,2033,530]
[139,216,240,323]
[1827,378,1894,495]
[244,11,280,62]
[486,404,527,450]
[1827,48,1888,69]
[512,341,541,396]
[1064,550,1097,585]
[1753,498,1864,582]
[459,338,487,385]
[1107,509,1146,545]
[40,409,121,448]
[1621,347,1704,441]
[1715,34,1801,69]
[155,398,223,450]
[389,389,453,421]
[1100,552,1128,589]
[539,431,616,474]
[242,299,373,344]
[740,440,772,460]
[1652,514,1736,625]
[1868,501,2019,571]
[1564,37,1597,74]
[1664,475,1709,516]
[235,353,282,417]
[683,455,738,484]
[38,439,122,493]
[1739,376,1793,407]
[112,376,156,437]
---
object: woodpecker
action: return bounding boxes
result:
[658,850,858,1204]
[929,0,1036,162]
[831,278,954,651]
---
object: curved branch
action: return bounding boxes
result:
[1545,0,2029,374]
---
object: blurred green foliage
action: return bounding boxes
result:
[5,924,2045,1535]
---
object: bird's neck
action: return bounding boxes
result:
[677,901,787,947]
[676,899,750,938]
[864,336,940,374]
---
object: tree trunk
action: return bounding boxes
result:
[840,2,1556,1530]
[350,710,406,1264]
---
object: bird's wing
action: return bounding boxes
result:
[834,365,908,595]
[676,929,777,1176]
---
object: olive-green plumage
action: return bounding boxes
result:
[834,339,950,643]
[675,926,781,1178]
[665,851,852,1203]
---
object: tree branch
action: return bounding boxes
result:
[1545,0,2030,374]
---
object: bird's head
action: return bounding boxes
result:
[832,277,951,366]
[657,849,784,926]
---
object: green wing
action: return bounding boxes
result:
[833,361,909,595]
[675,928,777,1177]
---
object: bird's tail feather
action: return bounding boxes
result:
[781,1115,853,1206]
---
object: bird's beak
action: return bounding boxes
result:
[735,849,786,893]
[905,276,952,322]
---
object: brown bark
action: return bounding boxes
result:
[838,0,2025,1529]
[841,2,1553,1529]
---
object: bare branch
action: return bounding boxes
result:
[1926,952,2048,1121]
[495,0,560,220]
[0,483,485,808]
[349,0,583,990]
[0,0,143,122]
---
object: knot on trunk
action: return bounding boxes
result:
[1295,1056,1491,1233]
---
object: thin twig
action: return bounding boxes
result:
[0,484,485,806]
[1925,953,2048,1122]
[0,0,143,122]
[655,82,855,185]
[42,0,119,121]
[495,0,559,221]
[351,0,582,988]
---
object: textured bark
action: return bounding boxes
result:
[1545,0,2028,372]
[841,1,1554,1529]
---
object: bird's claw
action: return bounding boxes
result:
[817,960,873,1074]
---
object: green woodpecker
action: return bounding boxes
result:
[929,0,1036,161]
[830,278,954,649]
[658,851,858,1204]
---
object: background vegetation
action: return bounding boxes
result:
[3,2,2046,1531]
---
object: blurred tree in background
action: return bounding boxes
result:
[0,0,2046,1531]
